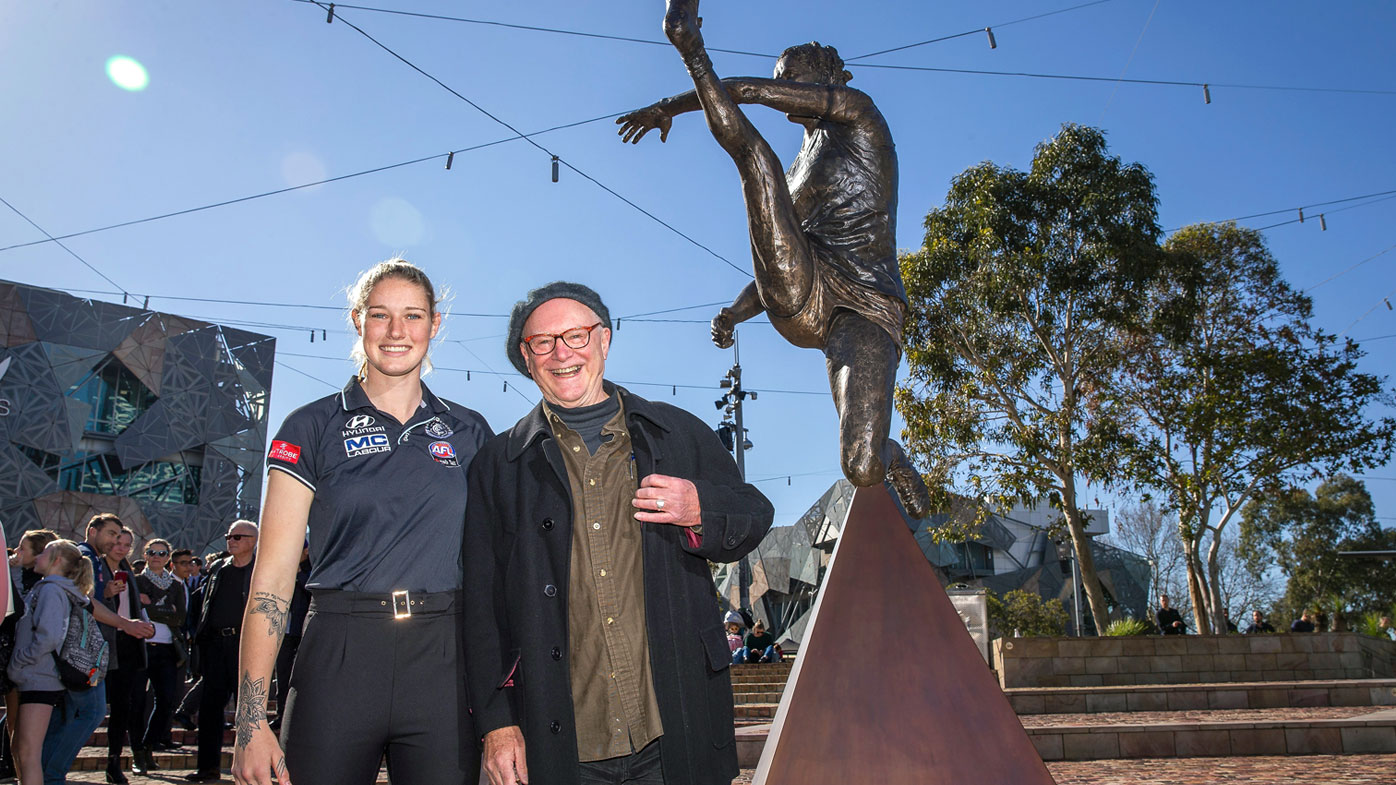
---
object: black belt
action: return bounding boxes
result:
[309,589,461,618]
[206,627,239,638]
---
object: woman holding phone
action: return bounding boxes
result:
[102,528,147,784]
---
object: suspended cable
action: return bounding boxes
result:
[0,113,625,254]
[0,196,128,295]
[277,351,826,396]
[307,0,750,278]
[1252,193,1396,232]
[1304,242,1396,292]
[1164,187,1396,234]
[274,359,338,388]
[1099,0,1162,122]
[847,0,1117,61]
[851,62,1396,98]
[287,0,774,58]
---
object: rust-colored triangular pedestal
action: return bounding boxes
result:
[753,486,1056,784]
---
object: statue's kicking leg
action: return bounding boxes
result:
[825,311,931,518]
[664,0,813,318]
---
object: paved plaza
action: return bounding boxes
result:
[52,754,1396,784]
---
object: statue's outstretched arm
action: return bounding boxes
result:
[711,282,764,349]
[618,78,871,144]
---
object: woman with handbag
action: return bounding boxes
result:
[133,538,186,774]
[8,539,95,785]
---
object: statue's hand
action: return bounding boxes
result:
[711,308,735,349]
[617,106,672,144]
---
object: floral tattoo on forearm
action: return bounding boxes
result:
[235,673,268,750]
[251,591,290,639]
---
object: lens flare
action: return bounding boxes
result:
[105,56,149,91]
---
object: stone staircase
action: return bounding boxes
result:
[729,639,1396,767]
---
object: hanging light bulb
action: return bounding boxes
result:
[1320,214,1327,231]
[985,27,997,49]
[446,151,454,170]
[326,3,335,23]
[551,156,560,183]
[1202,84,1211,104]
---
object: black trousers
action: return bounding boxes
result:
[274,634,301,718]
[195,636,240,773]
[281,591,477,785]
[139,643,180,748]
[106,664,148,757]
[578,739,666,785]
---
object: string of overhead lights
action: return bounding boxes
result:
[309,0,750,278]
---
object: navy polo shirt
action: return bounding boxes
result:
[267,377,492,593]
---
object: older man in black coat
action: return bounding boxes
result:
[463,282,774,785]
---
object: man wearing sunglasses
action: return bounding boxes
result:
[185,520,258,782]
[464,282,773,785]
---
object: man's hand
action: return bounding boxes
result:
[482,726,528,785]
[634,474,701,527]
[711,308,735,349]
[120,619,156,639]
[616,105,673,144]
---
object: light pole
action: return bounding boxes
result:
[715,332,756,612]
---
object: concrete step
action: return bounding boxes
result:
[733,690,783,704]
[733,702,779,720]
[1025,706,1396,761]
[733,707,1396,767]
[69,746,231,772]
[1008,679,1396,715]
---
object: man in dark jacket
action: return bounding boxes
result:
[1156,594,1186,635]
[464,282,774,785]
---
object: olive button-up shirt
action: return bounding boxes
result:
[549,403,663,762]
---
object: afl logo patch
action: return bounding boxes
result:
[429,440,460,467]
[346,414,375,430]
[425,418,454,439]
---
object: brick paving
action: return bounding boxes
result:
[52,754,1396,784]
[1019,705,1381,728]
[730,756,1396,784]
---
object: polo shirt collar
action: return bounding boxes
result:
[339,376,451,415]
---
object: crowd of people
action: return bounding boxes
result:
[0,515,312,785]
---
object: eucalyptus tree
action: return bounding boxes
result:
[898,124,1161,634]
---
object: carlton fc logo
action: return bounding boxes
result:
[346,414,375,430]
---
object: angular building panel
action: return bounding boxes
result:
[0,281,273,552]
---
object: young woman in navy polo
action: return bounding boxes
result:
[231,260,491,785]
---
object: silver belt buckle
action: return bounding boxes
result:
[392,589,412,619]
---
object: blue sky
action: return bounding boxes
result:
[2,1,1394,530]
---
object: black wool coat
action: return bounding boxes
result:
[462,385,774,785]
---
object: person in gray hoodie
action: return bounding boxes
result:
[8,539,94,785]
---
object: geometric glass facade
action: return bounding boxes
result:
[722,479,1150,645]
[0,280,274,555]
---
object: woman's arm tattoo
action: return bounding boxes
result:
[235,673,268,750]
[250,591,290,639]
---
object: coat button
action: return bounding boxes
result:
[550,721,561,734]
[551,646,562,660]
[544,584,557,597]
[541,517,554,531]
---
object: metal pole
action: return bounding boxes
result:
[732,332,751,614]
